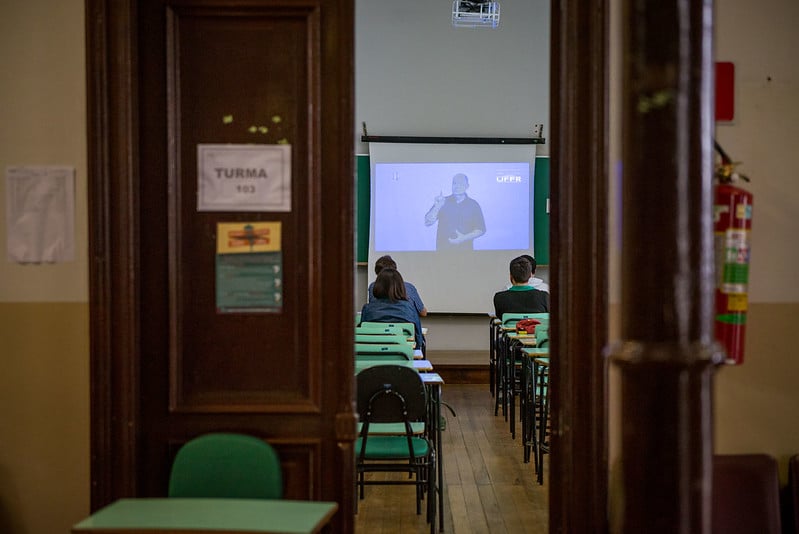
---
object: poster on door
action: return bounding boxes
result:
[215,221,283,313]
[198,144,291,212]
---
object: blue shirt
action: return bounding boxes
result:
[360,298,424,350]
[367,281,425,316]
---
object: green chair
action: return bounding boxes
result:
[356,324,405,336]
[168,433,282,499]
[354,360,422,435]
[355,357,415,375]
[355,342,414,361]
[534,323,549,347]
[354,333,409,345]
[356,364,436,533]
[496,312,549,428]
[500,312,549,329]
[360,321,415,339]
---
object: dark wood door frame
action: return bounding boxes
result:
[549,1,609,531]
[86,0,611,531]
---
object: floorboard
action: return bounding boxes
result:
[355,384,548,533]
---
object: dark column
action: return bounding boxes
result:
[610,1,722,532]
[550,1,609,532]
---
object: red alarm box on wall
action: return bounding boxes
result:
[716,62,735,122]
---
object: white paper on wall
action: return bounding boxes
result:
[5,166,76,263]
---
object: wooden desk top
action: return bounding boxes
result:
[521,347,549,356]
[506,332,538,346]
[72,498,338,534]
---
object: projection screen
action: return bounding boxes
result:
[367,142,538,313]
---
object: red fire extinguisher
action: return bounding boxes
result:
[713,142,752,364]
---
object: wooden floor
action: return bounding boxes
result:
[355,384,549,533]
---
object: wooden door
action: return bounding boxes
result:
[87,0,355,531]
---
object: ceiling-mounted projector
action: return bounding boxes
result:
[452,0,500,29]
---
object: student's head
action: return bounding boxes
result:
[374,254,398,275]
[372,268,408,302]
[521,254,537,274]
[451,173,469,195]
[509,256,533,284]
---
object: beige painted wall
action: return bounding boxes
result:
[0,0,88,302]
[607,0,799,489]
[0,1,89,533]
[0,304,90,533]
[715,303,799,483]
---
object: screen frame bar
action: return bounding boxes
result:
[361,135,545,145]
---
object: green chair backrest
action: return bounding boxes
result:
[360,321,415,339]
[535,323,549,347]
[354,333,409,345]
[501,312,550,328]
[355,324,405,336]
[168,433,283,499]
[355,342,414,361]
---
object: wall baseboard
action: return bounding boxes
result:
[426,350,488,384]
[434,364,489,384]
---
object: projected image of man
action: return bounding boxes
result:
[424,173,486,250]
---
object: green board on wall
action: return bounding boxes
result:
[356,154,550,264]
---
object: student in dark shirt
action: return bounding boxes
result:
[493,256,549,319]
[360,268,424,351]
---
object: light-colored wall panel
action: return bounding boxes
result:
[0,0,87,303]
[355,0,551,155]
[715,0,799,302]
[0,2,90,533]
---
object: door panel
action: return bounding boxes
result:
[162,5,318,412]
[88,0,355,530]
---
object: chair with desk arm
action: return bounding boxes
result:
[355,357,416,375]
[519,348,550,483]
[356,324,405,336]
[360,320,425,356]
[360,320,415,340]
[355,342,414,361]
[534,323,549,348]
[354,332,410,346]
[488,315,501,397]
[354,361,424,453]
[355,364,437,534]
[495,313,549,433]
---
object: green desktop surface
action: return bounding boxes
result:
[73,498,338,534]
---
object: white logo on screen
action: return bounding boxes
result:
[496,174,522,183]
